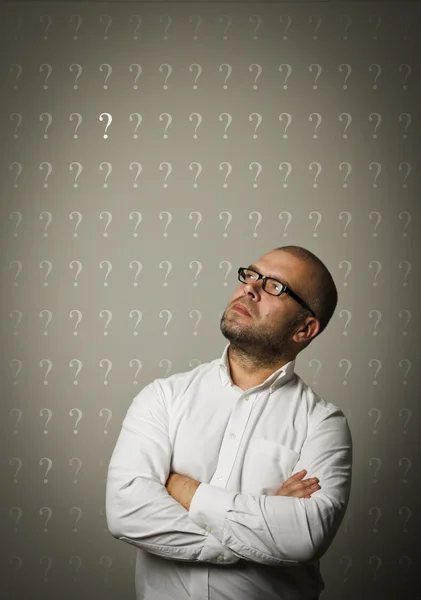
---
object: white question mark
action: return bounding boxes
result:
[219,63,232,89]
[339,63,352,89]
[160,309,172,335]
[159,63,172,89]
[129,113,143,138]
[69,113,82,139]
[279,113,292,138]
[129,211,142,237]
[159,262,172,287]
[249,162,262,188]
[39,63,52,89]
[159,211,172,237]
[249,112,262,138]
[69,63,82,89]
[129,65,142,90]
[99,63,112,89]
[189,113,202,138]
[189,63,202,89]
[40,14,52,40]
[160,14,172,40]
[220,15,232,40]
[219,161,232,188]
[339,14,352,40]
[309,211,322,236]
[399,64,412,90]
[189,161,202,187]
[279,211,292,236]
[69,211,82,236]
[159,162,172,187]
[189,15,202,40]
[249,14,262,40]
[309,15,322,40]
[368,63,382,89]
[219,212,232,237]
[279,162,292,188]
[249,63,262,90]
[99,112,112,139]
[99,309,112,336]
[249,211,262,236]
[368,260,382,287]
[129,161,142,187]
[309,162,322,188]
[100,14,112,40]
[129,262,143,288]
[219,112,232,138]
[339,113,352,138]
[129,15,142,40]
[368,161,381,188]
[309,64,321,89]
[279,15,292,40]
[189,211,202,237]
[69,14,82,40]
[279,63,292,89]
[189,261,202,287]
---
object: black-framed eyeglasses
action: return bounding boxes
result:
[237,267,317,319]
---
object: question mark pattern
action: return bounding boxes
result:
[2,4,420,599]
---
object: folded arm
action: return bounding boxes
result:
[188,408,353,566]
[105,380,240,564]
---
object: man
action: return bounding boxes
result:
[106,245,353,600]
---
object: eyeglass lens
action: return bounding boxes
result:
[240,269,283,295]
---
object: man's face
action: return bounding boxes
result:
[220,251,311,361]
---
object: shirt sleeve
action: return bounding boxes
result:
[188,407,353,566]
[105,380,240,564]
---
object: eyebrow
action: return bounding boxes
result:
[247,264,293,289]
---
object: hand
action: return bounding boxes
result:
[275,469,321,499]
[165,472,201,511]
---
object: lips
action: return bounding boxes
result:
[233,303,251,317]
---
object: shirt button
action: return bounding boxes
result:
[244,395,249,401]
[205,525,212,533]
[217,475,223,480]
[230,432,236,439]
[217,555,224,562]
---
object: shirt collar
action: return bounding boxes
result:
[218,342,296,391]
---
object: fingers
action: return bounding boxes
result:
[291,470,319,488]
[293,481,320,496]
[284,474,321,498]
[275,469,321,498]
[294,469,307,478]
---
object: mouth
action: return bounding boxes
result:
[233,303,252,317]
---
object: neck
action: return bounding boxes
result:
[227,344,293,391]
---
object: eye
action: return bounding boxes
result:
[244,270,257,280]
[268,279,282,293]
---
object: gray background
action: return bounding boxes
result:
[1,1,420,599]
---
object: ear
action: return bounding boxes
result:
[294,317,319,343]
[303,317,320,341]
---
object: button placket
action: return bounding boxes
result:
[212,390,253,487]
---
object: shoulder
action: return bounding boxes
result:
[150,355,218,406]
[297,377,352,441]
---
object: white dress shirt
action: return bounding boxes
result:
[106,342,353,600]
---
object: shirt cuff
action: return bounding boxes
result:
[189,482,237,544]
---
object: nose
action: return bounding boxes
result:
[243,279,262,295]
